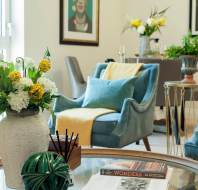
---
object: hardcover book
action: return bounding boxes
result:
[82,170,173,190]
[100,161,167,179]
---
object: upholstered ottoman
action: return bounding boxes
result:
[184,126,198,160]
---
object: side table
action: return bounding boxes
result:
[164,81,198,156]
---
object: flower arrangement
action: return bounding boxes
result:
[123,7,168,36]
[0,50,57,114]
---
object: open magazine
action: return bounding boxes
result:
[82,168,173,190]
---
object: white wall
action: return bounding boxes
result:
[11,0,24,59]
[12,0,190,96]
[122,0,189,56]
[24,0,123,96]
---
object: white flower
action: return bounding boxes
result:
[37,77,57,94]
[14,78,33,90]
[147,18,155,26]
[8,91,30,112]
[137,25,145,34]
[24,57,36,69]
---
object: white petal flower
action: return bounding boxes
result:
[8,91,30,112]
[14,78,33,90]
[24,57,36,69]
[147,18,154,26]
[37,77,57,94]
[137,25,145,34]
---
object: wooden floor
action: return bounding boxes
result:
[123,132,167,153]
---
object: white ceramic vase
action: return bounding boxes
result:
[0,112,49,190]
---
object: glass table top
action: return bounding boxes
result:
[70,149,198,190]
[1,149,198,190]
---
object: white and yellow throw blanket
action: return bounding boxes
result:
[56,62,143,146]
[102,62,143,80]
[56,108,115,146]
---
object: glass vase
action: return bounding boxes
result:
[139,36,151,57]
[180,55,198,84]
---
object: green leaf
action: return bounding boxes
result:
[158,7,169,16]
[165,45,184,58]
[0,92,9,113]
[44,47,51,59]
[21,152,71,190]
[28,68,42,83]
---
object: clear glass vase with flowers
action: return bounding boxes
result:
[123,7,168,57]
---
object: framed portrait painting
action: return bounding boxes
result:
[60,0,100,46]
[190,0,198,35]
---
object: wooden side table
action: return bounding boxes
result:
[164,81,198,156]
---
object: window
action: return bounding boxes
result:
[0,0,11,60]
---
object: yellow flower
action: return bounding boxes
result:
[29,83,45,100]
[152,18,159,26]
[8,71,21,81]
[39,59,51,73]
[157,18,166,26]
[130,19,142,28]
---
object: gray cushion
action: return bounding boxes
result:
[92,112,120,135]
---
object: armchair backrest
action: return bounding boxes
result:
[93,63,159,103]
[65,56,86,99]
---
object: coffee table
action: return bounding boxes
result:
[1,149,198,190]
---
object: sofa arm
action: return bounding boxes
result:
[53,94,84,113]
[121,95,155,114]
[113,96,155,145]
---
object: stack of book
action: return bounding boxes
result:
[100,160,167,179]
[82,160,170,190]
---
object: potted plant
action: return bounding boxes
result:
[0,50,58,189]
[123,7,168,57]
[165,33,198,84]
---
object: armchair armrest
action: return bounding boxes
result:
[53,94,84,113]
[121,95,155,114]
[114,96,156,146]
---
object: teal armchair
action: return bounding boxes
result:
[49,64,159,150]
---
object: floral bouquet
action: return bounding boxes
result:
[0,50,57,114]
[123,7,168,36]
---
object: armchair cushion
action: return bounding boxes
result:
[82,77,137,112]
[92,112,121,135]
[133,70,150,103]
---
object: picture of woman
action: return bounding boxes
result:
[68,0,93,33]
